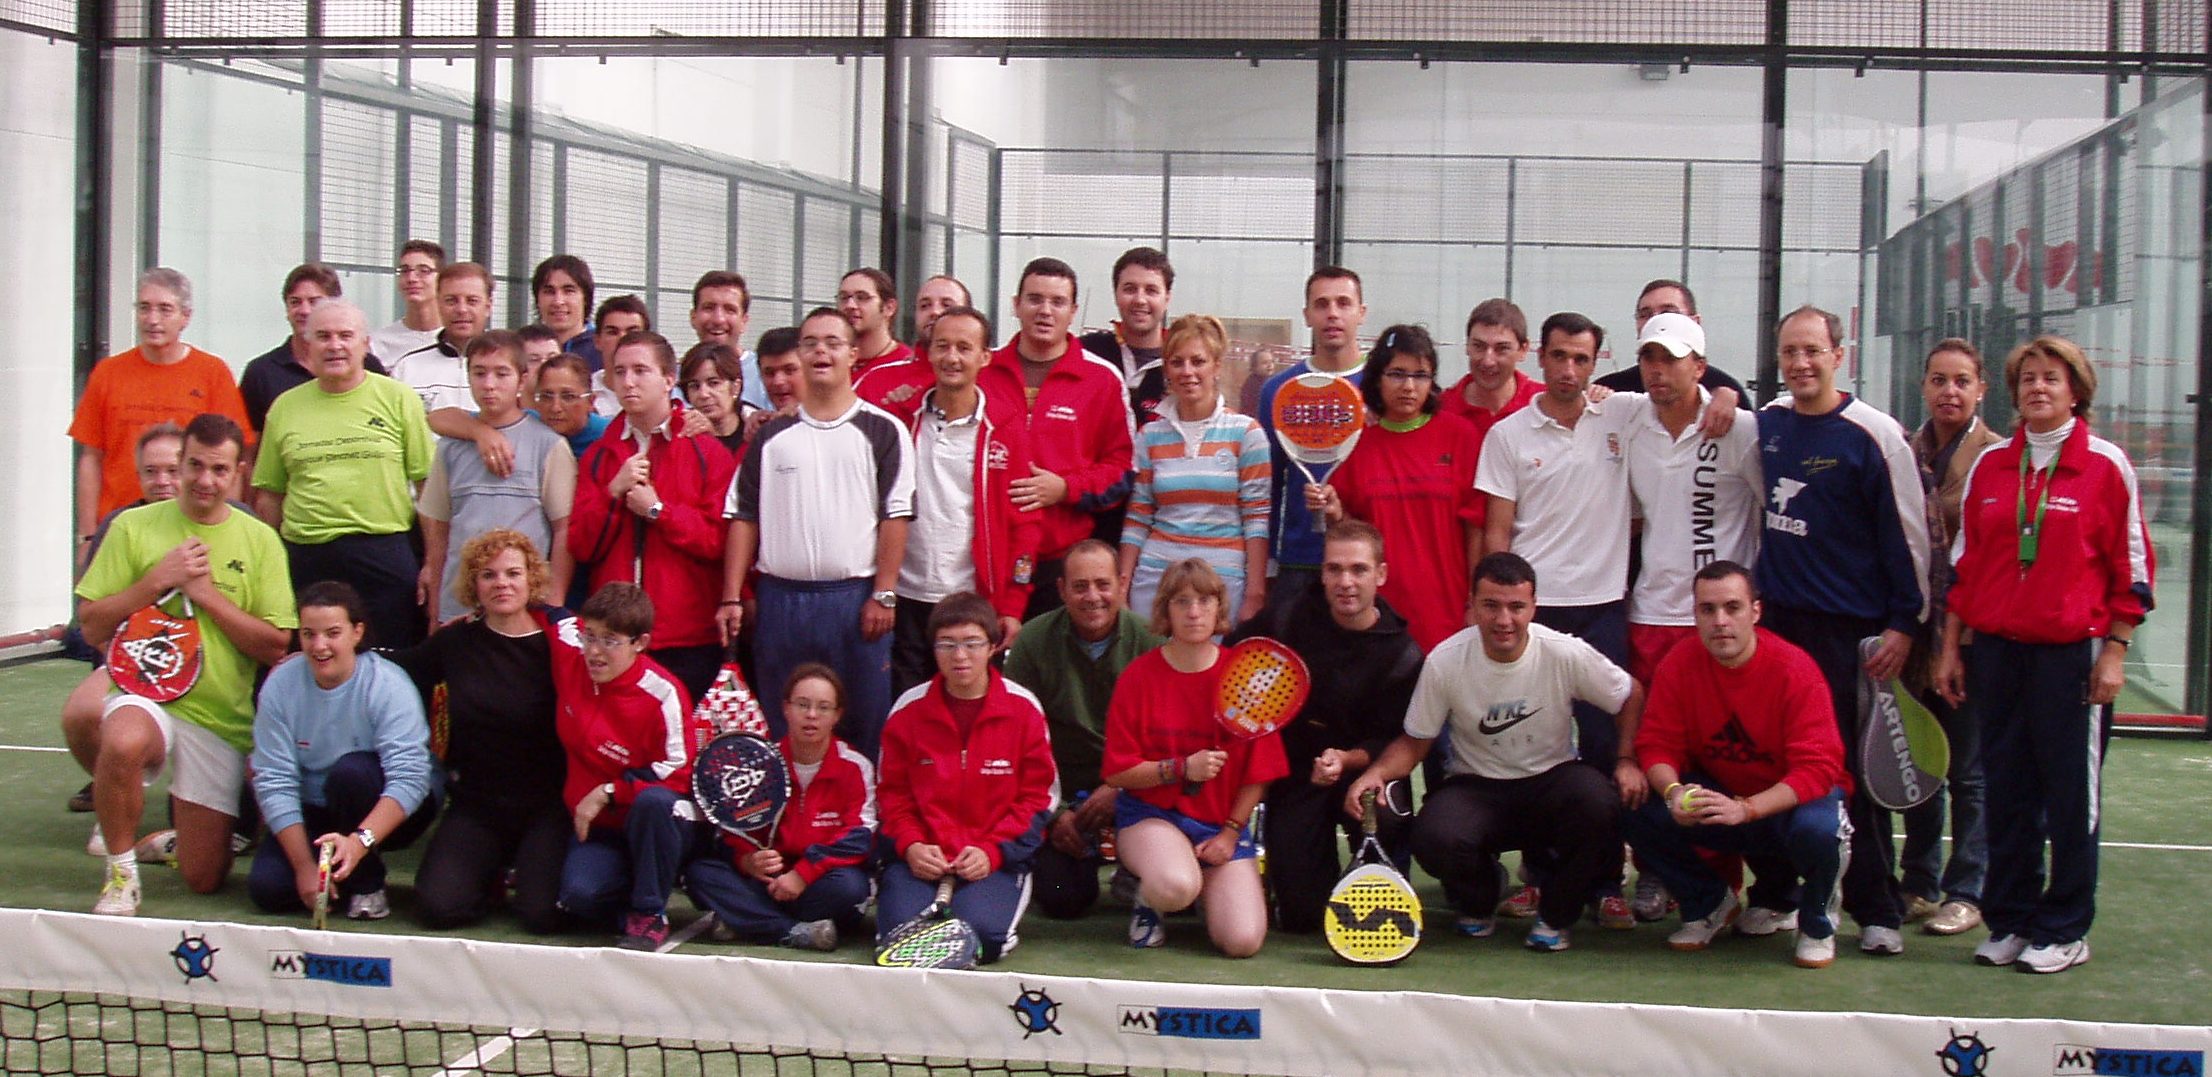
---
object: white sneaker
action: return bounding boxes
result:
[134,829,179,864]
[86,820,110,858]
[1733,905,1798,937]
[1859,925,1905,955]
[1667,890,1741,952]
[346,890,391,921]
[1631,873,1674,922]
[94,861,140,916]
[2018,939,2091,974]
[1974,933,2029,966]
[1793,930,1836,969]
[780,919,838,952]
[1128,899,1165,949]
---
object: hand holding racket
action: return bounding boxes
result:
[1183,638,1311,796]
[693,643,769,739]
[312,841,334,930]
[107,590,204,703]
[1855,636,1949,811]
[1324,786,1423,965]
[875,878,982,970]
[1271,372,1366,532]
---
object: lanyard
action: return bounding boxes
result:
[2015,444,2060,567]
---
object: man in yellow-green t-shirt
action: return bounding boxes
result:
[254,300,433,649]
[77,413,297,917]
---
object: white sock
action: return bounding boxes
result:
[105,850,138,878]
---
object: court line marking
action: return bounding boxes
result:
[432,912,719,1074]
[2106,840,2212,851]
[0,744,69,753]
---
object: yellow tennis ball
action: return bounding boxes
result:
[1677,786,1702,814]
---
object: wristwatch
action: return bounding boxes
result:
[353,827,377,851]
[872,590,898,610]
[645,500,664,521]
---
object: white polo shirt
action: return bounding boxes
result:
[1475,393,1646,607]
[390,339,473,413]
[897,393,981,603]
[1624,390,1765,627]
[726,397,915,582]
[1405,623,1634,780]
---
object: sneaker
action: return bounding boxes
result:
[1902,894,1939,922]
[134,830,179,865]
[86,821,110,858]
[1525,920,1570,952]
[1596,895,1636,931]
[1792,930,1836,969]
[346,890,391,921]
[618,912,670,951]
[1859,925,1905,956]
[93,861,140,916]
[709,919,740,943]
[231,830,255,857]
[1925,900,1983,936]
[1667,890,1742,952]
[68,782,95,813]
[2018,939,2091,974]
[1973,933,2029,967]
[780,919,838,952]
[1498,885,1541,919]
[1733,905,1798,937]
[1455,915,1496,938]
[1128,900,1166,949]
[1631,874,1674,923]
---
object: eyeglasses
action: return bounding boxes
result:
[933,639,993,655]
[534,391,588,406]
[786,699,841,715]
[1168,594,1219,610]
[579,631,639,651]
[1779,345,1832,362]
[798,336,850,353]
[1382,370,1435,383]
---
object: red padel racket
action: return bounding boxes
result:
[1270,372,1366,532]
[1183,637,1311,795]
[693,642,769,739]
[106,590,203,703]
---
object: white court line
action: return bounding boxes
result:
[0,744,69,753]
[2106,840,2212,852]
[433,912,718,1074]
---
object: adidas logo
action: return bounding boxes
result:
[1705,716,1777,766]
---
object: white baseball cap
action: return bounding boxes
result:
[1635,312,1706,359]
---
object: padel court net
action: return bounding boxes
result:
[3,908,2206,1076]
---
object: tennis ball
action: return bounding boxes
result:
[1677,786,1702,814]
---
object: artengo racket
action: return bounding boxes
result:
[1856,636,1949,811]
[691,733,789,847]
[106,590,203,703]
[1270,371,1366,532]
[312,841,334,931]
[1183,638,1311,796]
[875,878,981,970]
[694,642,768,739]
[1325,787,1423,965]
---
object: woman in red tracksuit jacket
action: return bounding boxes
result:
[684,663,875,950]
[1932,335,2153,976]
[1104,558,1288,958]
[550,582,710,952]
[875,592,1058,964]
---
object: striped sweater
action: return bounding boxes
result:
[1123,399,1271,593]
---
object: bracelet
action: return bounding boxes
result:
[1661,782,1683,801]
[1224,817,1250,831]
[1736,797,1759,822]
[719,599,743,608]
[2103,634,2131,649]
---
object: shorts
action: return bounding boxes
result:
[102,693,246,813]
[1113,795,1259,861]
[1628,622,1698,686]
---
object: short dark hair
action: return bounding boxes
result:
[784,662,848,719]
[842,267,896,303]
[537,352,592,386]
[1539,311,1604,356]
[596,294,651,330]
[1359,324,1440,417]
[1692,558,1757,597]
[1638,279,1698,316]
[922,274,973,306]
[1112,247,1175,292]
[693,270,751,313]
[1779,304,1843,351]
[1465,297,1528,344]
[927,592,1005,648]
[580,581,655,638]
[679,341,745,387]
[516,323,559,349]
[464,329,526,376]
[1324,518,1386,564]
[283,263,342,300]
[756,326,801,360]
[532,254,595,311]
[611,330,678,378]
[1305,265,1363,304]
[298,580,367,626]
[1473,551,1537,593]
[1017,257,1079,302]
[399,239,447,265]
[437,262,495,294]
[1926,336,1981,369]
[181,413,246,458]
[928,306,993,348]
[800,306,849,337]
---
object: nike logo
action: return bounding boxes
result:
[1476,701,1541,735]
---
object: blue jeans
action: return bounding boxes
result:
[1621,785,1850,940]
[247,751,438,912]
[556,785,699,925]
[754,576,893,760]
[1899,691,1987,906]
[876,861,1033,964]
[684,858,870,942]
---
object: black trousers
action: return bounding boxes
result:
[414,796,571,934]
[1263,771,1410,934]
[286,532,423,650]
[1412,764,1620,929]
[890,597,939,702]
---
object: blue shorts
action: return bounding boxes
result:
[1114,795,1259,861]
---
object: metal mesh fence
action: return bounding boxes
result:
[0,0,73,34]
[1348,0,1767,44]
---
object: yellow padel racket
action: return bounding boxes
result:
[1324,787,1423,965]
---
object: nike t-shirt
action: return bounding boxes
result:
[1404,623,1633,780]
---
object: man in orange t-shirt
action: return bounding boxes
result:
[69,268,252,568]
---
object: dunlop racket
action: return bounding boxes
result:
[107,590,203,703]
[694,642,769,738]
[1325,787,1423,965]
[692,733,789,847]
